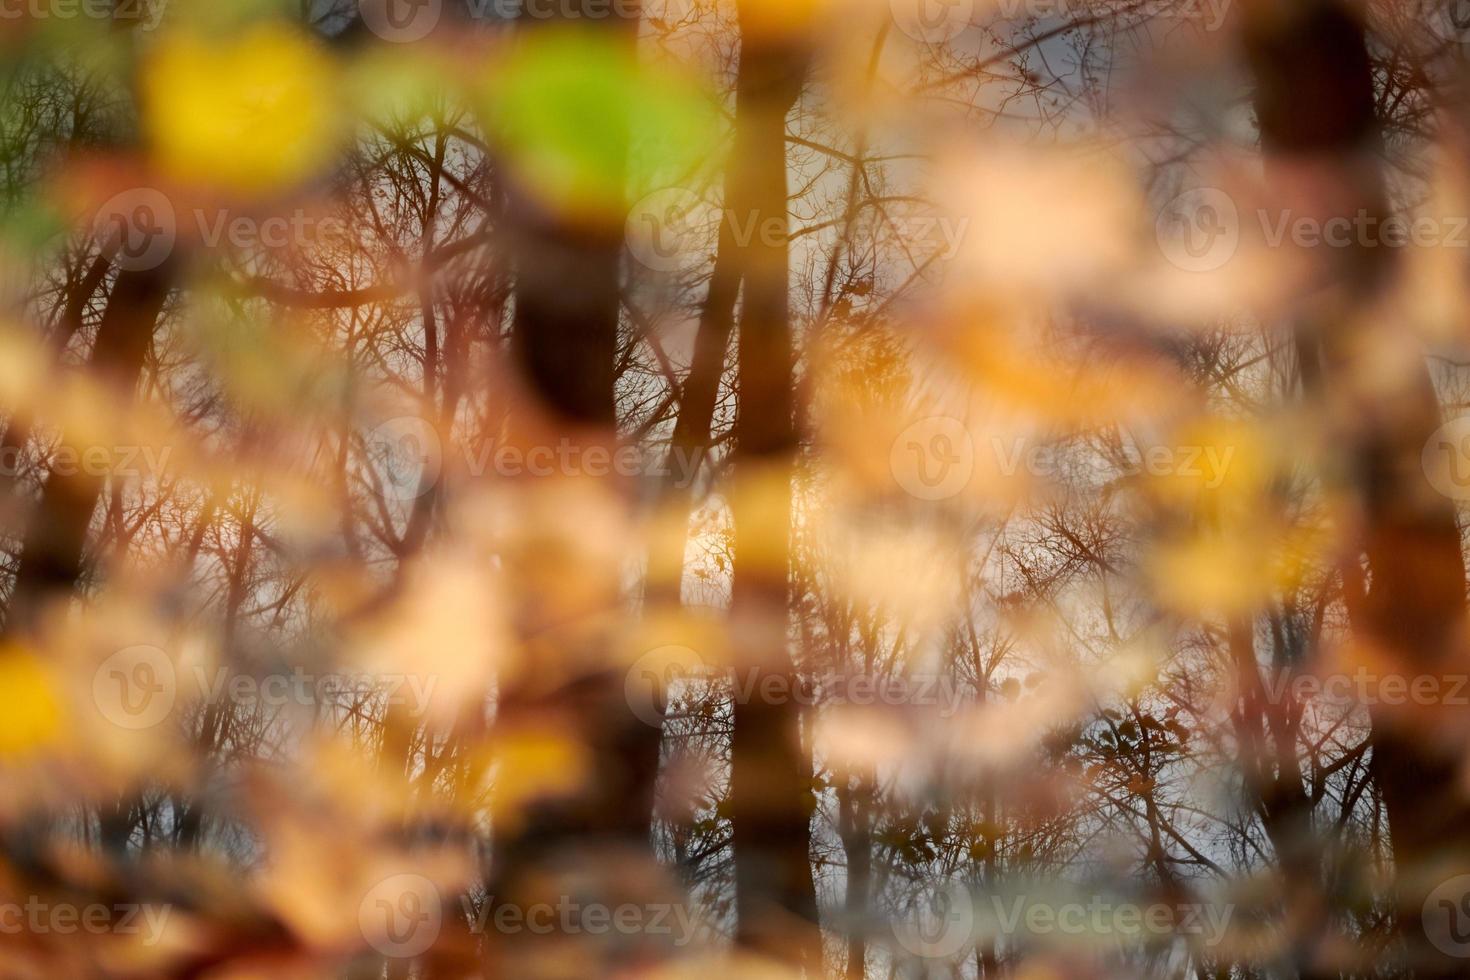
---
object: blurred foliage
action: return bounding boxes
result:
[0,1,1469,979]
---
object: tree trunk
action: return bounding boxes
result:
[482,5,678,977]
[0,250,111,509]
[6,263,171,635]
[1227,615,1329,980]
[724,5,822,969]
[1244,3,1470,974]
[837,764,872,980]
[642,204,742,608]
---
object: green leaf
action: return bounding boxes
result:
[482,27,722,219]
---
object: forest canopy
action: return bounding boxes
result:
[3,1,1470,978]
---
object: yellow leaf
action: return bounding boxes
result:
[1149,532,1268,617]
[0,649,64,757]
[143,23,341,195]
[488,728,589,826]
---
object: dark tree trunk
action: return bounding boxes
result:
[0,250,111,509]
[1244,4,1470,974]
[837,764,873,980]
[482,5,683,978]
[642,210,742,609]
[724,5,822,969]
[6,263,171,635]
[1227,615,1330,980]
